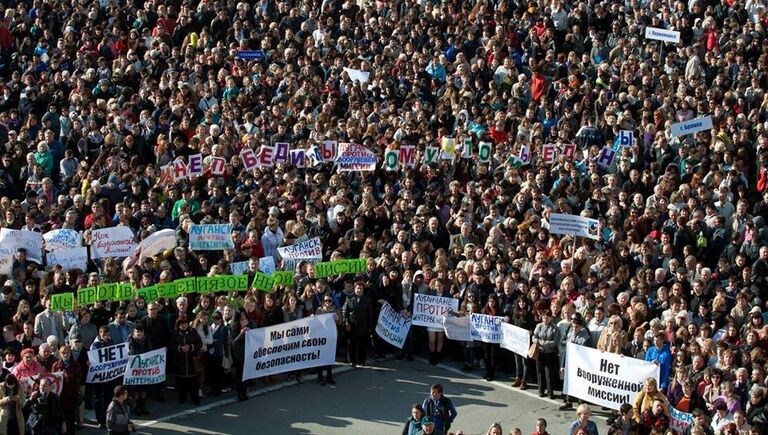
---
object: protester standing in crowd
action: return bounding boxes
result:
[231,310,252,402]
[23,378,64,435]
[50,345,80,435]
[170,317,201,406]
[0,374,24,435]
[532,309,560,399]
[342,281,373,367]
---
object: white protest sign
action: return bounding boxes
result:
[124,348,167,385]
[46,247,88,271]
[188,224,234,250]
[343,67,370,83]
[20,371,63,398]
[500,323,531,356]
[669,407,693,433]
[563,342,660,410]
[278,237,322,271]
[469,313,503,343]
[549,213,600,240]
[412,293,459,328]
[442,315,471,341]
[87,343,130,383]
[644,26,681,43]
[669,116,713,137]
[138,229,177,261]
[0,229,43,263]
[0,249,13,276]
[259,257,276,275]
[43,229,82,252]
[229,261,250,276]
[243,313,338,380]
[375,302,411,349]
[90,227,136,259]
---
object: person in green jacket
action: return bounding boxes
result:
[171,185,200,221]
[34,141,53,177]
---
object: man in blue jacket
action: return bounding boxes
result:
[645,332,672,390]
[422,383,457,434]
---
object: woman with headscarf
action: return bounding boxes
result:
[170,316,202,406]
[10,348,44,384]
[51,345,81,435]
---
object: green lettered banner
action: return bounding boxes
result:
[314,258,367,278]
[51,293,74,312]
[272,271,294,287]
[136,286,159,303]
[77,287,97,306]
[251,272,275,292]
[176,277,198,294]
[113,283,134,302]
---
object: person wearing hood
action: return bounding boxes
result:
[644,332,673,390]
[170,316,202,406]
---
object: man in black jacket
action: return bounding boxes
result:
[342,281,373,367]
[24,378,65,434]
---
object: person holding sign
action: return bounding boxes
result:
[23,378,65,435]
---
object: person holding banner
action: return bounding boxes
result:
[532,309,560,399]
[126,326,151,416]
[23,378,65,435]
[231,310,253,402]
[481,295,501,382]
[315,294,340,386]
[509,297,534,389]
[633,377,671,424]
[425,279,449,365]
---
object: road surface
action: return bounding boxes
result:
[129,358,607,435]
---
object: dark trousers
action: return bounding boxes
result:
[317,365,334,382]
[536,351,559,396]
[94,383,112,424]
[176,375,199,405]
[483,343,498,378]
[63,408,77,435]
[348,334,367,365]
[207,355,225,394]
[233,360,247,396]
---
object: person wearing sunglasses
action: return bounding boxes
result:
[315,295,340,385]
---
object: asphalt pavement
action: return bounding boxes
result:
[108,358,609,435]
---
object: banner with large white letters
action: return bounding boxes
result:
[469,314,503,343]
[500,323,531,356]
[412,294,459,328]
[564,342,659,410]
[243,314,338,380]
[375,302,411,349]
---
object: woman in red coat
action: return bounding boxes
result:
[51,345,81,435]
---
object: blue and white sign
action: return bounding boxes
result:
[469,313,503,344]
[644,27,681,43]
[613,130,633,150]
[237,50,265,61]
[670,116,713,137]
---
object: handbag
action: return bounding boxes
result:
[222,353,233,372]
[527,341,540,360]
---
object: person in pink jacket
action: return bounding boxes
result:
[11,347,45,383]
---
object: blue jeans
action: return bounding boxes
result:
[514,353,527,380]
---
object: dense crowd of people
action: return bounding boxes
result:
[0,0,763,433]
